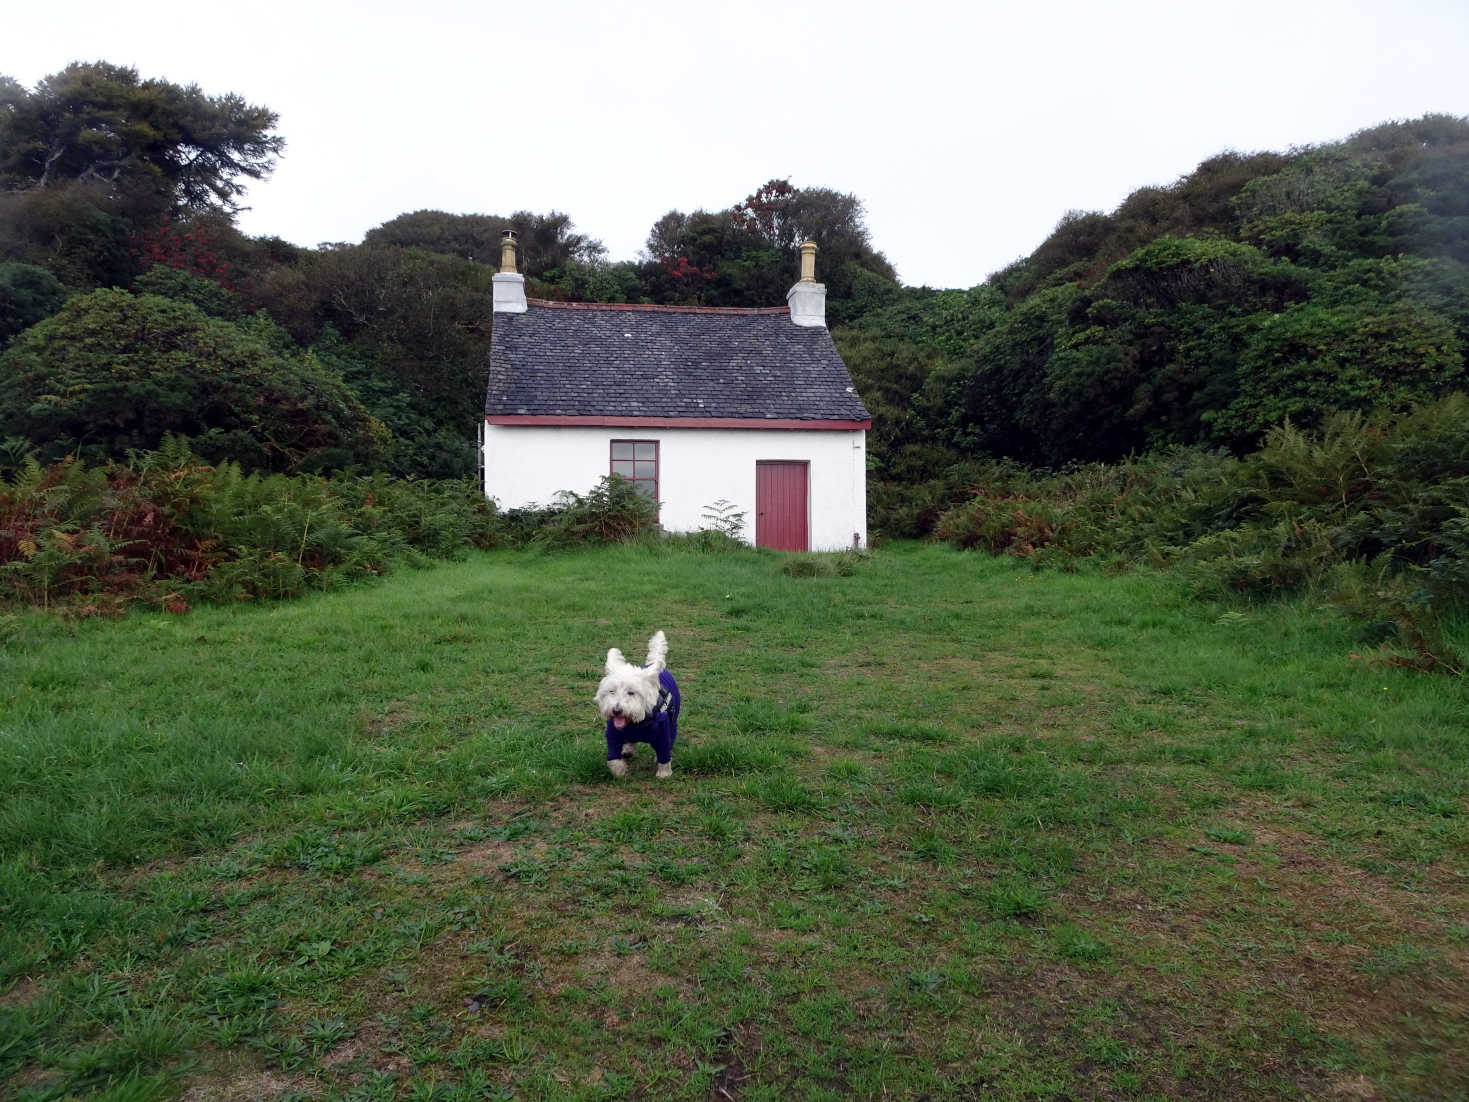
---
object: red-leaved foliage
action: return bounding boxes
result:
[129,217,258,312]
[659,255,714,282]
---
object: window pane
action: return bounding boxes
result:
[612,460,635,477]
[611,442,634,460]
[634,461,655,480]
[632,481,655,499]
[634,442,656,460]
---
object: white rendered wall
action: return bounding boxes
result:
[483,424,867,551]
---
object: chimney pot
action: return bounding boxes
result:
[499,229,519,274]
[799,240,818,282]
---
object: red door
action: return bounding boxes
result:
[756,461,809,551]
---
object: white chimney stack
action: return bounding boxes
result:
[493,229,527,313]
[786,240,825,327]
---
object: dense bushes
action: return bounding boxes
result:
[0,290,388,472]
[0,440,501,610]
[523,475,662,546]
[0,262,66,345]
[931,395,1469,670]
[0,448,687,612]
[843,117,1469,474]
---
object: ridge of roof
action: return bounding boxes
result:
[526,298,789,316]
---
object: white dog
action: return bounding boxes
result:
[595,630,681,779]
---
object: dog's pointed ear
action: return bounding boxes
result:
[605,647,625,673]
[644,630,667,674]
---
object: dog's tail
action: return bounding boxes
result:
[645,630,668,673]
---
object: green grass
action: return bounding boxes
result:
[2,542,1467,1099]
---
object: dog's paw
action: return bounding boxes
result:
[655,762,673,780]
[620,743,635,760]
[608,758,628,778]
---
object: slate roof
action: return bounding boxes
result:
[486,300,871,423]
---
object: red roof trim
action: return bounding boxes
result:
[486,415,870,430]
[525,298,790,316]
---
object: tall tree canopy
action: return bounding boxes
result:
[0,289,386,472]
[363,209,605,277]
[0,61,284,216]
[848,113,1469,478]
[640,178,899,318]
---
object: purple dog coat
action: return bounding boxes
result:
[605,669,681,764]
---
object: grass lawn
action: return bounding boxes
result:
[1,542,1466,1100]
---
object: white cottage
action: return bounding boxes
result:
[481,233,869,551]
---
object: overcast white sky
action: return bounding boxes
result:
[7,0,1468,289]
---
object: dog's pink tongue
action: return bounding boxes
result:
[612,716,627,729]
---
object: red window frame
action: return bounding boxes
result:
[609,439,659,505]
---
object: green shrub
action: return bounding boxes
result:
[869,478,967,540]
[780,556,831,577]
[530,475,660,547]
[699,498,747,542]
[778,552,867,577]
[0,262,67,344]
[1172,517,1339,602]
[1224,302,1463,441]
[1426,509,1469,599]
[1331,556,1464,674]
[670,528,748,553]
[0,290,388,472]
[932,396,1469,670]
[0,440,507,610]
[932,494,1063,557]
[870,459,1031,541]
[131,266,244,321]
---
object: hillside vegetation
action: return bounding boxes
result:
[830,115,1469,665]
[839,114,1469,477]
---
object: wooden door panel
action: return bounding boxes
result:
[755,461,809,551]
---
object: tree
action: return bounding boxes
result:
[641,180,898,312]
[730,179,894,278]
[293,244,495,477]
[0,62,284,216]
[0,262,67,344]
[532,259,647,304]
[730,179,803,251]
[643,210,692,259]
[0,184,134,288]
[0,290,386,471]
[303,244,493,404]
[363,210,506,263]
[506,210,606,273]
[1223,301,1465,440]
[363,209,605,276]
[992,150,1293,303]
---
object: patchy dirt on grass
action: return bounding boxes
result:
[179,1066,314,1102]
[356,698,416,740]
[706,1024,761,1101]
[313,1020,417,1080]
[1087,817,1469,1093]
[452,837,524,871]
[977,964,1290,1100]
[0,977,40,1009]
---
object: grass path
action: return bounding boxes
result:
[1,543,1466,1100]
